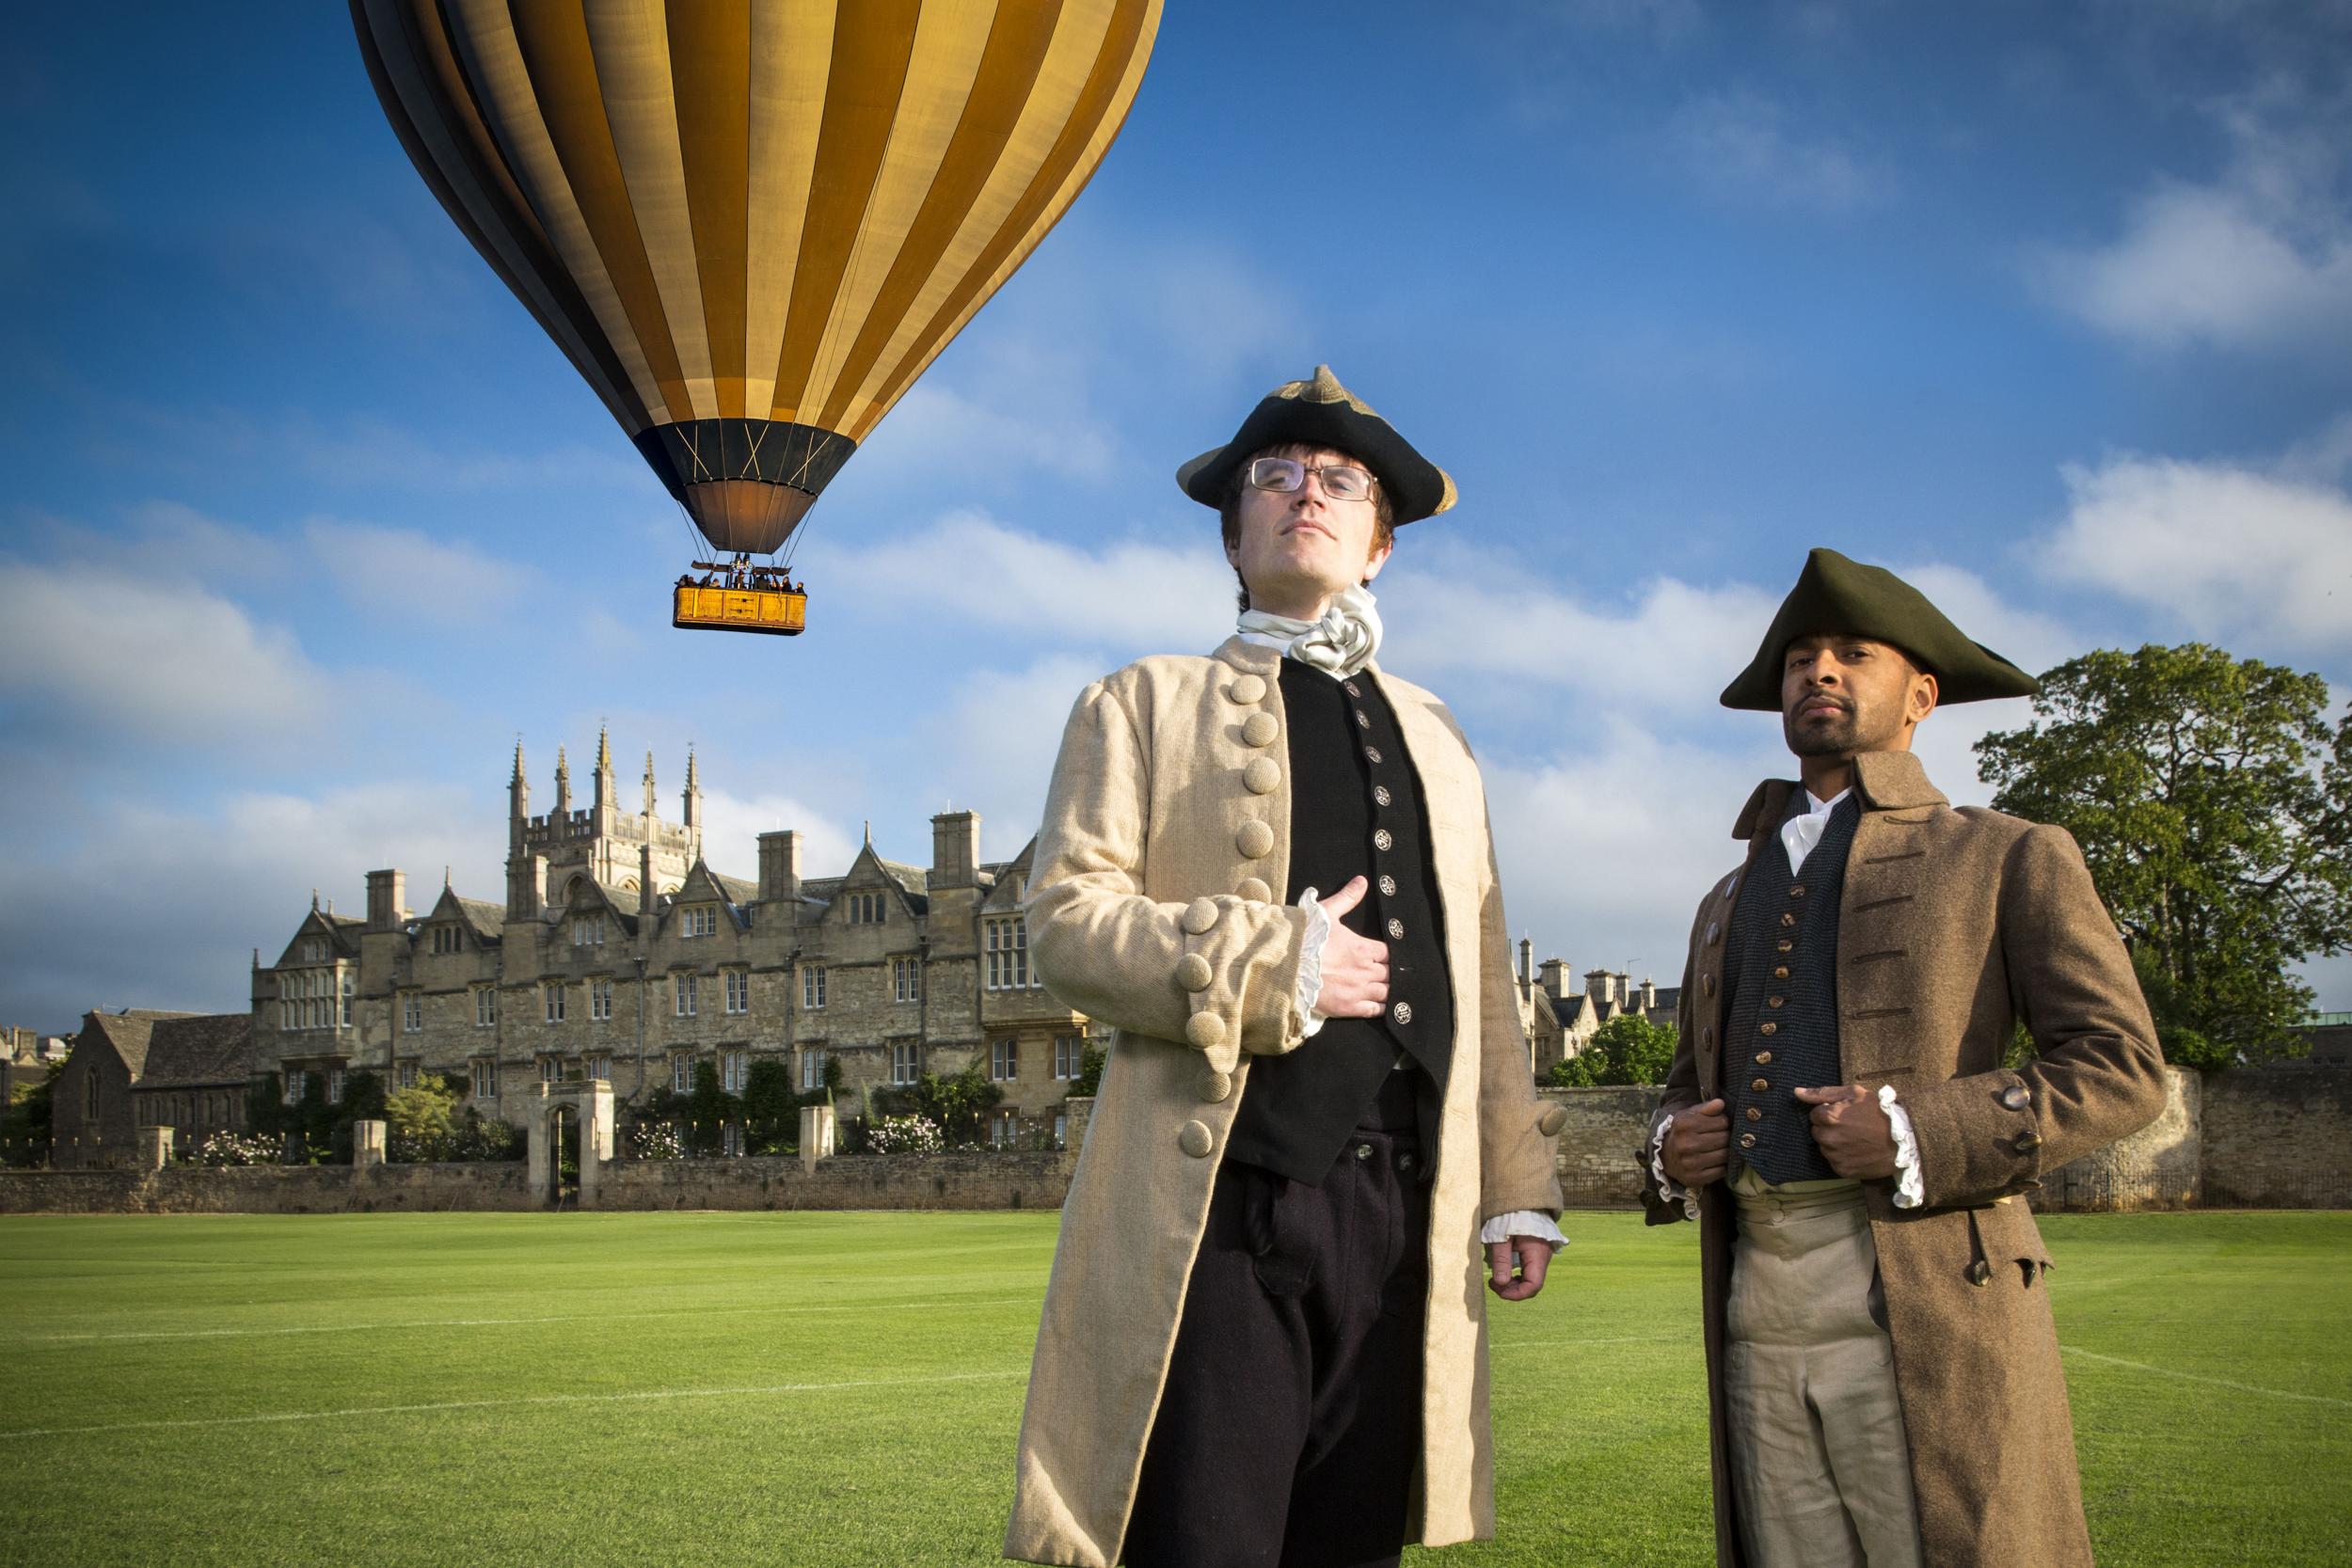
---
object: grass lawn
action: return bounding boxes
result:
[0,1210,2344,1567]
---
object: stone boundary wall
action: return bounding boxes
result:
[0,1152,1067,1215]
[1536,1086,1663,1208]
[2200,1067,2352,1208]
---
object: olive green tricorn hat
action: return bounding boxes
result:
[1175,364,1458,524]
[1720,547,2042,711]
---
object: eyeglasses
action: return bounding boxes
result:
[1245,455,1378,502]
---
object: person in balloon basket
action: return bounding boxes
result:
[1643,548,2169,1568]
[1003,367,1569,1568]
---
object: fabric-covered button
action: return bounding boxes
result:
[1702,974,1717,997]
[1184,1012,1227,1049]
[1179,1121,1215,1158]
[1242,712,1279,748]
[1200,1067,1232,1102]
[1391,1001,1413,1025]
[1236,877,1272,903]
[1244,757,1281,795]
[1378,875,1397,895]
[1373,784,1391,806]
[1373,829,1393,851]
[1386,918,1405,939]
[2001,1084,2031,1111]
[1722,873,1741,901]
[1174,954,1213,992]
[1364,746,1382,764]
[1228,673,1267,705]
[1538,1105,1567,1136]
[1739,1132,1757,1148]
[1706,921,1722,945]
[1182,897,1219,935]
[1236,820,1275,859]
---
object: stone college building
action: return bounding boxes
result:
[253,735,1090,1148]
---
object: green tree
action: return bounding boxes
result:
[1549,1015,1677,1087]
[1974,643,2352,1068]
[1,1057,64,1166]
[684,1061,737,1156]
[383,1073,460,1160]
[1068,1042,1107,1099]
[741,1058,798,1153]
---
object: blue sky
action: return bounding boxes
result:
[4,0,2349,1033]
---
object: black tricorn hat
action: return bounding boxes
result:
[1175,365,1457,524]
[1721,547,2042,711]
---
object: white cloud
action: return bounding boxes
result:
[804,510,1236,654]
[913,655,1116,863]
[696,787,859,884]
[1664,89,1894,214]
[2045,452,2352,654]
[0,558,334,741]
[302,516,541,626]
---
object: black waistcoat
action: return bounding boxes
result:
[1224,660,1454,1185]
[1722,794,1860,1185]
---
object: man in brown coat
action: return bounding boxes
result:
[1645,547,2169,1568]
[1005,367,1567,1568]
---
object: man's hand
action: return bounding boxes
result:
[1795,1084,1897,1180]
[1661,1099,1730,1187]
[1311,876,1389,1020]
[1486,1237,1550,1302]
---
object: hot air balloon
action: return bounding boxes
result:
[353,0,1160,635]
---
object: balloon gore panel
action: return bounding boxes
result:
[633,418,858,554]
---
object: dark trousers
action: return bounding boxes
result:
[1124,1118,1432,1568]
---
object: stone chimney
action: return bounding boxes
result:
[931,810,980,889]
[759,830,802,906]
[365,869,406,932]
[1518,937,1533,990]
[1585,969,1619,1007]
[1538,958,1570,999]
[1641,977,1658,1012]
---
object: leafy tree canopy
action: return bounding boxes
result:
[1974,643,2351,1068]
[1549,1015,1677,1087]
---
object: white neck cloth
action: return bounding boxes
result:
[1235,584,1384,679]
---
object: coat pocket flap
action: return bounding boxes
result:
[1972,1195,2053,1266]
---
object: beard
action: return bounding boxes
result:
[1784,704,1860,756]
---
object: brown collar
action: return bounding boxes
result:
[1730,751,1949,840]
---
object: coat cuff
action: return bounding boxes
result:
[1895,1068,2051,1208]
[1174,896,1310,1073]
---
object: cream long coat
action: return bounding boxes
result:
[1645,751,2169,1568]
[1004,637,1566,1567]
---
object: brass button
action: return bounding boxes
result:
[1355,709,1371,729]
[1745,1106,1762,1121]
[1243,757,1280,795]
[1236,877,1272,903]
[2000,1084,2031,1111]
[1386,918,1404,939]
[1228,673,1267,705]
[1739,1132,1756,1148]
[1780,912,1797,928]
[1755,1051,1772,1065]
[1391,1002,1413,1025]
[1773,966,1789,979]
[1768,996,1785,1009]
[1751,1078,1770,1093]
[1241,711,1279,748]
[1377,875,1397,896]
[2014,1131,2042,1152]
[1236,820,1275,859]
[1706,921,1722,946]
[1789,885,1806,899]
[1760,1022,1778,1037]
[1701,974,1717,998]
[1373,785,1391,807]
[1178,1121,1215,1158]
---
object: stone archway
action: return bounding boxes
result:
[522,1080,614,1211]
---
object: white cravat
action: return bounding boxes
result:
[1235,584,1383,679]
[1781,787,1851,875]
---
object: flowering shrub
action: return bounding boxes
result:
[198,1131,281,1167]
[866,1115,945,1155]
[628,1121,686,1161]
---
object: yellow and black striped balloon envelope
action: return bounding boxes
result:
[353,0,1159,565]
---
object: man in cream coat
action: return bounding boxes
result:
[1005,367,1568,1568]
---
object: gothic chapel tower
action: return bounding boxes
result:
[508,730,702,915]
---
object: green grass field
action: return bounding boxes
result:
[1,1211,2344,1567]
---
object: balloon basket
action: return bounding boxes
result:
[673,564,806,637]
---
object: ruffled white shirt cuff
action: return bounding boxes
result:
[1294,887,1332,1038]
[1480,1211,1568,1252]
[1881,1084,1924,1209]
[1650,1113,1699,1221]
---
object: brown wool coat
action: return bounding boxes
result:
[1644,750,2169,1568]
[1004,637,1566,1567]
